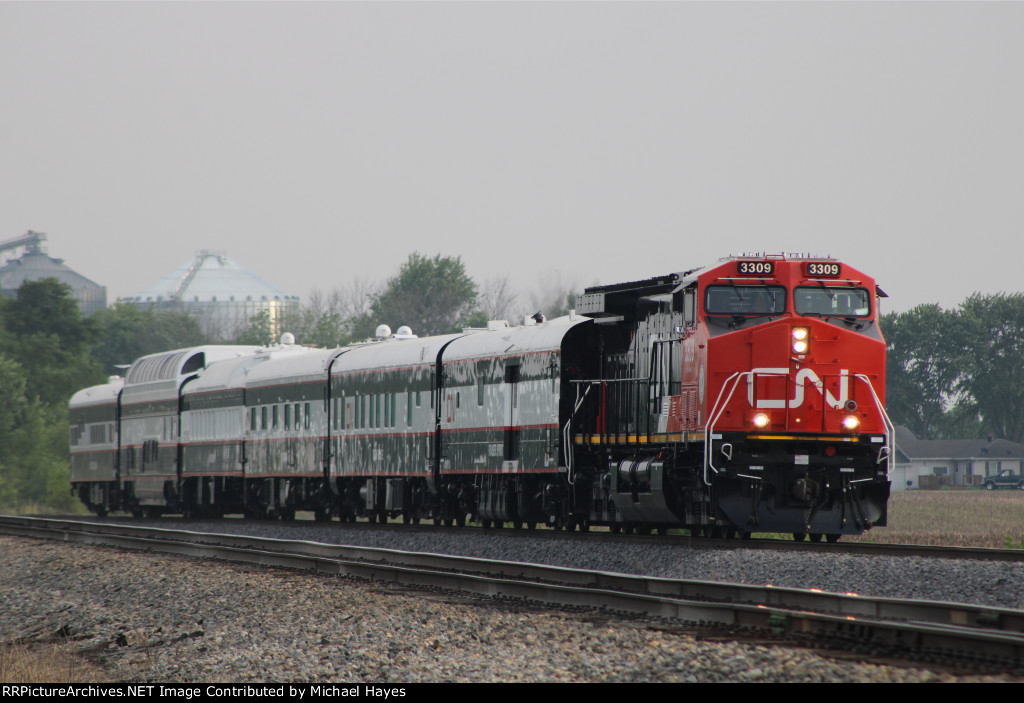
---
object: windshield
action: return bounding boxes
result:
[705,285,787,315]
[794,287,871,317]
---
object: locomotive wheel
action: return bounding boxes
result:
[481,519,493,529]
[610,523,622,534]
[637,524,652,536]
[434,516,443,527]
[402,513,411,525]
[513,521,523,530]
[527,521,537,530]
[456,514,466,527]
[314,508,331,522]
[808,533,823,543]
[792,532,807,542]
[826,534,842,543]
[367,512,377,524]
[579,519,590,533]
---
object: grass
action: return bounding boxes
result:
[844,489,1024,548]
[0,501,90,517]
[0,640,109,683]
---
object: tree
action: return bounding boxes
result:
[527,268,580,320]
[0,279,103,406]
[478,274,520,323]
[882,293,1024,442]
[234,309,277,346]
[950,293,1024,443]
[92,301,208,375]
[363,253,479,338]
[0,287,97,511]
[882,305,959,439]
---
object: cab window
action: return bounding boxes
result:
[704,285,786,315]
[794,287,870,317]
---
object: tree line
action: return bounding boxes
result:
[100,252,580,371]
[883,293,1024,443]
[239,253,578,347]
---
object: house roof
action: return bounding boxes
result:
[894,426,1024,462]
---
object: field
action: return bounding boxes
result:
[845,489,1024,548]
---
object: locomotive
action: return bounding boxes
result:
[70,254,892,541]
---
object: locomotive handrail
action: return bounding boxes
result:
[854,373,895,477]
[569,377,650,383]
[563,382,594,486]
[703,370,754,485]
[704,369,801,485]
[704,370,893,485]
[569,376,651,441]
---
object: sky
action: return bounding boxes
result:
[2,2,1023,315]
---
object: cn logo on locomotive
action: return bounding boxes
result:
[747,368,850,410]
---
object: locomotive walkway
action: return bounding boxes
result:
[3,515,1024,671]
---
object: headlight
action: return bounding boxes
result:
[792,327,810,354]
[752,412,770,429]
[842,415,860,431]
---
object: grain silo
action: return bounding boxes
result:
[127,250,299,341]
[0,230,107,316]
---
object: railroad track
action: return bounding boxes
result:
[44,511,1024,563]
[4,515,1024,670]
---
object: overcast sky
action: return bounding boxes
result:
[2,2,1022,315]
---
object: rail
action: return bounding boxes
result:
[5,516,1024,669]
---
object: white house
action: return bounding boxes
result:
[892,426,1024,490]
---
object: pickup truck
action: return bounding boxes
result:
[983,469,1024,490]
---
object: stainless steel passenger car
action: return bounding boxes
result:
[69,378,123,515]
[116,345,262,516]
[179,343,314,517]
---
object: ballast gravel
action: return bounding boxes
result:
[1,533,1021,683]
[184,520,1024,611]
